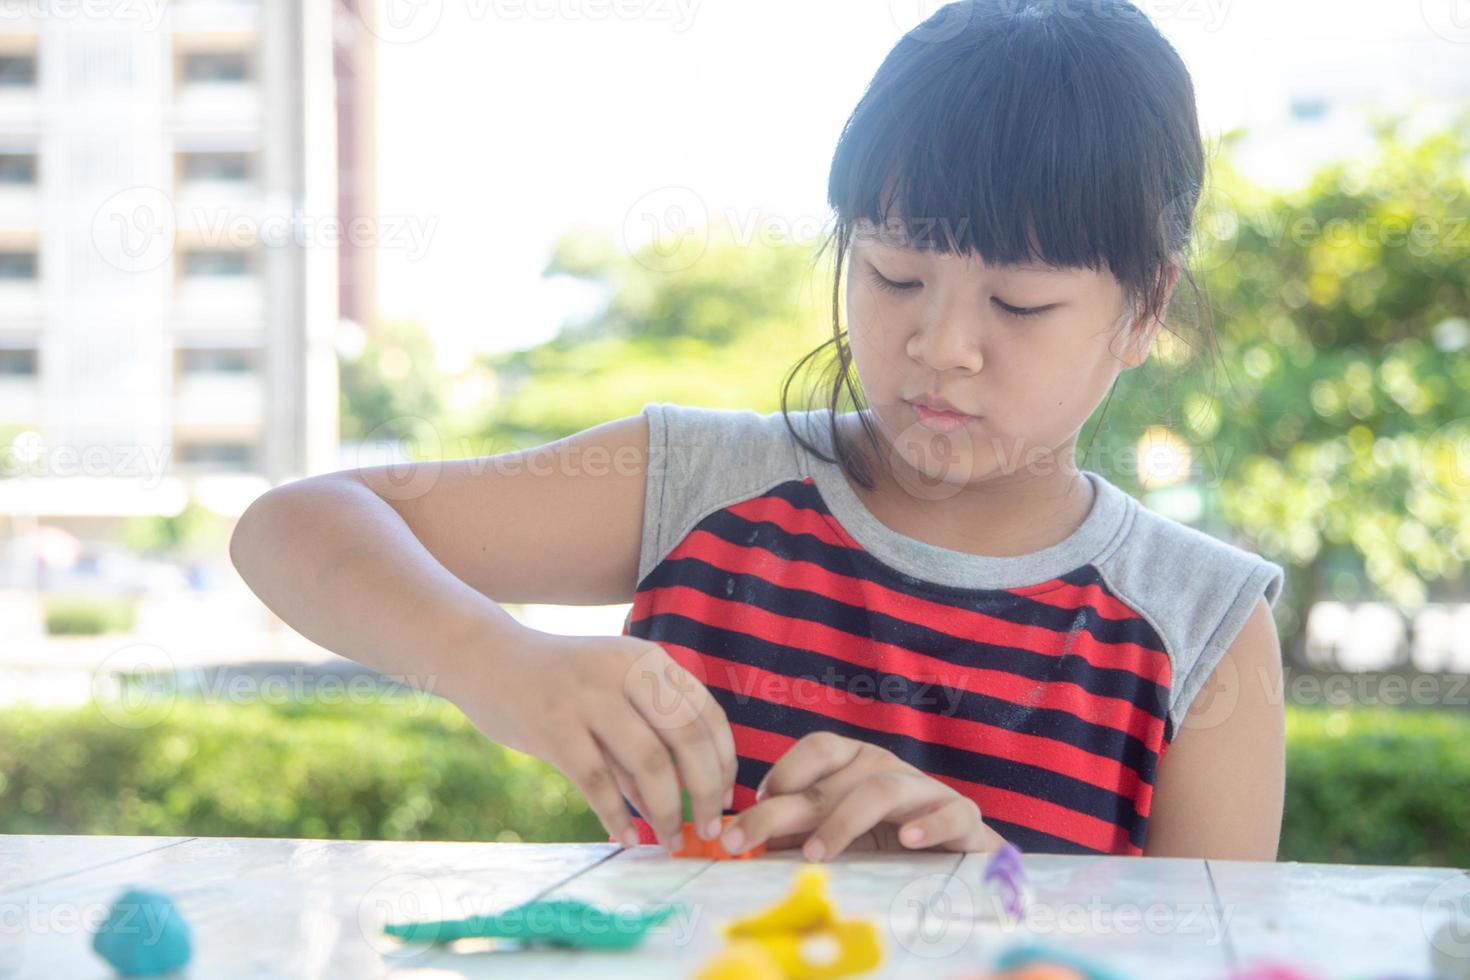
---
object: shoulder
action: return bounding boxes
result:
[1092,479,1286,734]
[635,402,820,584]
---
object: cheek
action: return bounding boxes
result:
[845,293,904,382]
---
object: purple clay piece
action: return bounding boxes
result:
[981,843,1028,921]
[982,843,1024,883]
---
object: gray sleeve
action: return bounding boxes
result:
[636,402,805,587]
[1096,507,1287,733]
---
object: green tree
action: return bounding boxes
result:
[469,215,831,449]
[469,109,1470,666]
[339,318,445,443]
[1094,108,1470,661]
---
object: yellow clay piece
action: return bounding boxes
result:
[741,919,883,979]
[708,865,884,978]
[723,865,836,937]
[694,938,785,980]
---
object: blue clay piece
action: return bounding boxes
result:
[92,888,192,976]
[996,941,1133,980]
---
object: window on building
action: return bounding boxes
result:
[179,51,252,84]
[0,56,36,87]
[181,249,251,277]
[180,151,252,183]
[180,348,254,373]
[0,349,38,376]
[0,251,37,279]
[1289,98,1330,122]
[176,441,254,468]
[0,154,36,184]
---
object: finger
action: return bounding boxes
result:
[804,772,950,861]
[719,791,824,855]
[658,715,728,841]
[698,693,739,810]
[554,736,640,848]
[755,731,865,801]
[626,662,727,841]
[591,716,684,851]
[606,754,651,834]
[895,795,986,851]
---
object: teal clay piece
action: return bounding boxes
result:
[92,888,192,976]
[384,897,680,950]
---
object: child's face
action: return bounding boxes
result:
[844,222,1163,493]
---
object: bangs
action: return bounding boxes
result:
[827,0,1201,295]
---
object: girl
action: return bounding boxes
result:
[231,0,1286,861]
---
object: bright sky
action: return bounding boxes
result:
[374,0,1466,371]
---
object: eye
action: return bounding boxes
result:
[864,266,920,293]
[992,298,1050,318]
[864,262,1055,317]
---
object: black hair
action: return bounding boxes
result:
[781,0,1218,491]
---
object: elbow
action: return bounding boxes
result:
[230,485,294,581]
[229,491,269,581]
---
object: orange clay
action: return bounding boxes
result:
[671,816,767,859]
[949,970,1085,980]
[998,966,1088,980]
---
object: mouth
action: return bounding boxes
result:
[904,400,980,430]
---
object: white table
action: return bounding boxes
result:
[1,836,1464,978]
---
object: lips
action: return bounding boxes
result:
[905,397,976,418]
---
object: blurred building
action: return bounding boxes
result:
[1224,30,1470,189]
[0,0,379,588]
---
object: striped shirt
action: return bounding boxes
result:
[616,403,1285,854]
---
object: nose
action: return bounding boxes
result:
[905,295,985,374]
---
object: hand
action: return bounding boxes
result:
[718,731,1008,861]
[452,627,737,853]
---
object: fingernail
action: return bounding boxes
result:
[723,786,734,809]
[670,831,684,852]
[721,827,743,853]
[704,817,722,840]
[804,838,825,862]
[622,828,640,847]
[901,825,925,847]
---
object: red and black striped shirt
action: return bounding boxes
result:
[616,403,1284,855]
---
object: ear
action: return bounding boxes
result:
[1119,262,1181,370]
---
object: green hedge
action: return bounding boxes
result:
[43,595,137,636]
[0,696,601,843]
[1280,706,1470,867]
[1,698,1465,866]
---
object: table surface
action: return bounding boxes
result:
[1,836,1465,979]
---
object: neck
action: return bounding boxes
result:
[838,412,1095,559]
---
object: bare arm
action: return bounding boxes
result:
[227,414,650,689]
[1144,595,1286,861]
[228,413,739,850]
